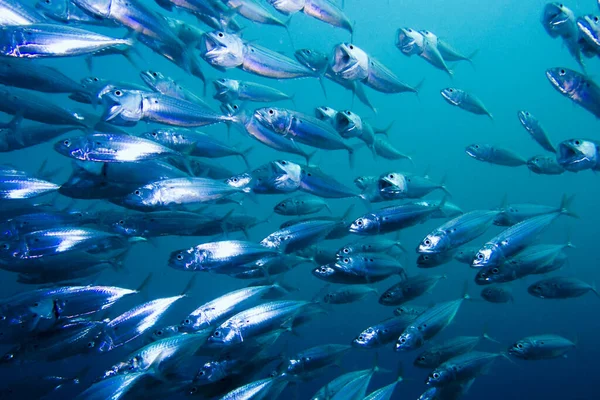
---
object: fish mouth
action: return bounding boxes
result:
[396,29,416,52]
[212,80,228,95]
[332,45,352,73]
[577,17,600,46]
[315,107,334,120]
[558,142,584,164]
[465,146,478,159]
[440,90,459,105]
[516,110,530,126]
[334,112,352,131]
[545,69,568,94]
[378,177,403,195]
[139,71,157,88]
[202,33,222,57]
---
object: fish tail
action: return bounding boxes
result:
[375,120,395,136]
[318,76,328,98]
[340,204,356,221]
[559,194,579,218]
[347,146,355,169]
[481,322,500,343]
[467,49,479,69]
[439,175,452,197]
[461,280,471,300]
[591,281,600,299]
[413,78,426,97]
[238,146,254,169]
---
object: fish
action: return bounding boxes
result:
[396,28,425,56]
[121,177,249,210]
[140,70,208,107]
[213,78,293,104]
[473,195,575,267]
[311,361,380,400]
[426,351,505,386]
[0,170,59,200]
[274,194,330,216]
[379,275,446,306]
[334,110,393,154]
[418,30,453,76]
[527,155,566,175]
[0,24,132,58]
[414,331,497,368]
[465,144,526,166]
[277,343,352,378]
[141,128,252,167]
[300,165,362,199]
[219,375,289,400]
[378,171,449,200]
[517,111,556,153]
[454,246,479,264]
[494,196,574,226]
[546,68,600,118]
[394,305,429,317]
[349,201,444,235]
[416,251,455,268]
[509,334,575,360]
[102,88,234,127]
[395,292,470,351]
[54,133,182,163]
[556,138,600,172]
[168,240,279,272]
[0,58,86,94]
[223,0,289,29]
[261,218,340,253]
[481,285,514,303]
[336,238,406,258]
[330,43,370,81]
[227,159,302,194]
[374,137,412,162]
[418,210,499,254]
[441,88,493,119]
[0,123,82,153]
[312,253,406,284]
[322,285,378,304]
[268,0,352,33]
[541,3,584,68]
[528,277,600,299]
[577,14,600,55]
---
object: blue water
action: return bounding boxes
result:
[1,0,599,399]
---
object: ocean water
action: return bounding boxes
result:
[0,0,599,399]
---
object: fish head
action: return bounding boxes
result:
[472,244,497,267]
[140,128,176,147]
[396,28,424,55]
[414,352,438,368]
[53,136,88,161]
[195,360,227,383]
[273,160,302,187]
[179,314,203,333]
[322,293,335,303]
[508,339,531,358]
[110,217,142,237]
[102,89,144,126]
[168,247,202,271]
[335,110,361,137]
[150,325,180,342]
[268,0,305,14]
[330,43,369,81]
[578,15,600,47]
[212,78,239,100]
[295,48,328,71]
[545,67,583,97]
[200,31,244,68]
[378,172,408,198]
[418,234,444,253]
[354,176,374,190]
[314,106,338,122]
[207,326,240,347]
[274,198,295,215]
[349,215,378,234]
[416,253,442,267]
[527,281,549,298]
[336,244,354,258]
[379,286,401,305]
[122,184,156,209]
[426,367,451,387]
[254,107,290,134]
[395,328,422,351]
[35,0,68,15]
[352,327,378,348]
[419,30,437,43]
[140,70,167,90]
[465,143,490,161]
[541,3,574,37]
[312,264,337,280]
[526,155,551,173]
[474,265,503,285]
[226,173,253,190]
[454,248,478,263]
[440,88,464,106]
[517,110,537,128]
[557,139,598,171]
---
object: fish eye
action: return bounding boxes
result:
[388,174,394,178]
[156,330,163,336]
[517,343,523,349]
[349,45,354,49]
[424,239,431,245]
[595,16,599,22]
[134,190,141,195]
[63,140,71,147]
[92,77,99,82]
[423,256,429,260]
[346,111,351,115]
[1,244,8,250]
[213,331,221,337]
[189,386,199,394]
[474,145,479,149]
[559,69,565,76]
[218,32,224,37]
[358,335,364,340]
[3,354,13,361]
[184,319,191,325]
[536,285,542,291]
[176,254,184,261]
[268,109,274,115]
[343,248,349,253]
[492,268,499,274]
[448,88,454,92]
[87,341,95,348]
[118,220,125,225]
[574,140,581,145]
[152,72,158,77]
[306,50,311,54]
[343,258,349,263]
[281,161,287,165]
[432,373,440,379]
[114,90,122,96]
[151,132,157,137]
[477,253,483,259]
[399,338,406,343]
[419,356,426,361]
[384,293,391,298]
[320,266,327,272]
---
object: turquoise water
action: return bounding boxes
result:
[1,0,599,399]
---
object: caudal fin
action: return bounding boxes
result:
[559,194,578,218]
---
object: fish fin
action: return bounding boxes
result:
[324,202,332,214]
[238,145,254,169]
[289,93,297,107]
[318,76,328,98]
[438,175,452,196]
[559,194,578,218]
[340,204,356,222]
[481,322,500,343]
[136,272,153,294]
[467,49,479,68]
[180,274,199,296]
[461,280,471,300]
[413,78,426,97]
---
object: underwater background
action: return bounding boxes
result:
[1,0,599,399]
